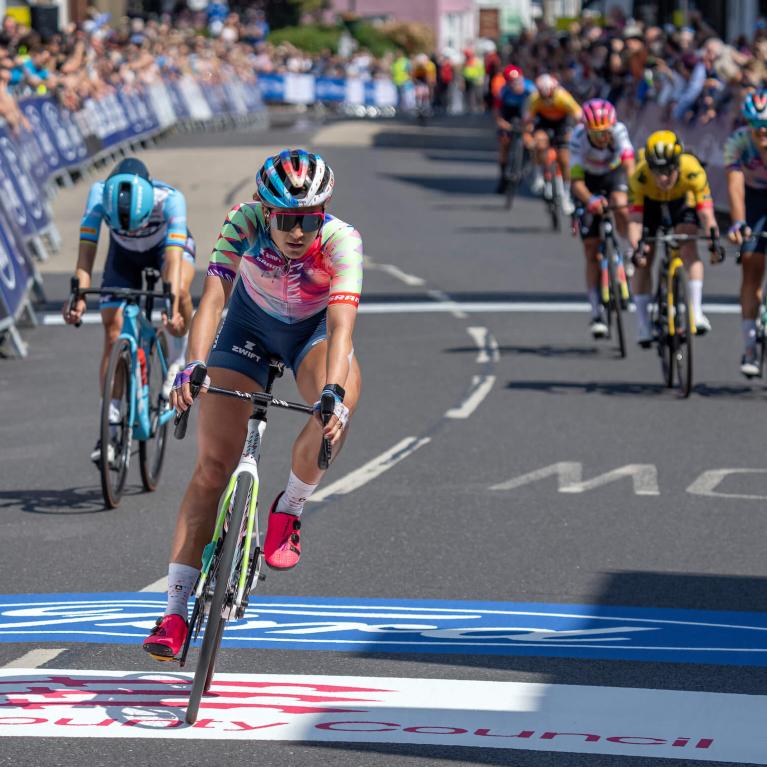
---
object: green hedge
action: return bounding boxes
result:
[268,22,398,57]
[268,25,342,53]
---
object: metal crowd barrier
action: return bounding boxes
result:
[0,74,267,358]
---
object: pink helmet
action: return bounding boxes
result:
[535,73,558,98]
[582,99,617,131]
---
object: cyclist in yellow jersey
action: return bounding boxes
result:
[628,130,719,346]
[412,53,436,118]
[525,73,582,215]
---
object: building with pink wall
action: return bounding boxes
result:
[327,0,475,52]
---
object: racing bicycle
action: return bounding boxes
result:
[638,212,723,398]
[541,145,562,231]
[503,119,528,211]
[736,230,767,378]
[575,205,631,358]
[174,359,335,724]
[67,269,176,507]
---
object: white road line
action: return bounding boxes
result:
[445,374,496,419]
[364,256,426,286]
[140,576,168,593]
[427,289,468,319]
[41,301,743,325]
[467,326,500,363]
[308,436,431,503]
[3,648,66,668]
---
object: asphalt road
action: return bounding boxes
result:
[1,114,766,766]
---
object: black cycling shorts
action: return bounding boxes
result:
[641,198,699,235]
[533,116,570,148]
[744,187,767,256]
[576,168,629,240]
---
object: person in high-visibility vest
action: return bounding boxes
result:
[391,50,411,109]
[462,48,485,114]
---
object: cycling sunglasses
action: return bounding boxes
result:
[269,210,325,232]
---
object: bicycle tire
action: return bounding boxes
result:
[656,289,674,388]
[186,473,252,725]
[549,169,561,231]
[672,269,693,397]
[506,135,523,211]
[139,330,169,491]
[100,338,132,509]
[758,311,766,378]
[608,253,626,359]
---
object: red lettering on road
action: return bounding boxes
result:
[541,731,600,742]
[475,728,535,738]
[403,726,468,735]
[607,737,666,745]
[672,737,690,747]
[316,721,399,732]
[696,739,715,749]
[123,719,184,728]
[223,721,287,732]
[53,718,117,727]
[0,717,47,725]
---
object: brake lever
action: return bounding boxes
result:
[174,365,208,440]
[68,276,82,328]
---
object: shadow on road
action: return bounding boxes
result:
[505,379,757,399]
[446,344,599,359]
[385,173,495,196]
[0,485,132,514]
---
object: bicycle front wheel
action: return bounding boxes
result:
[672,269,693,397]
[186,473,252,725]
[608,256,626,359]
[506,135,523,211]
[139,330,169,491]
[100,338,132,508]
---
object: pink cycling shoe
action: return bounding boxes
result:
[143,614,188,661]
[264,493,302,570]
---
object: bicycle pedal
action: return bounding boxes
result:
[258,572,267,582]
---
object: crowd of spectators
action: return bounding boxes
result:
[2,4,767,136]
[488,7,765,128]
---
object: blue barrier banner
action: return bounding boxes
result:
[0,130,49,237]
[18,98,63,177]
[163,78,190,120]
[258,73,285,102]
[315,77,346,102]
[0,203,32,325]
[41,98,85,167]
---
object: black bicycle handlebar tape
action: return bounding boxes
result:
[317,391,335,470]
[173,365,208,440]
[69,276,82,328]
[162,281,173,319]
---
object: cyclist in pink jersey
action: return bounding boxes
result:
[143,149,363,661]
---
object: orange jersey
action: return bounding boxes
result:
[527,86,581,122]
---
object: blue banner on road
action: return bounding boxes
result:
[2,593,767,667]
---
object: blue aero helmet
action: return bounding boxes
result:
[743,90,767,129]
[102,157,154,231]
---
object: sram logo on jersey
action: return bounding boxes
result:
[328,293,360,306]
[231,341,261,360]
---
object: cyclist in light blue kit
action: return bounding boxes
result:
[62,157,196,462]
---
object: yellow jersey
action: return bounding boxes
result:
[629,152,713,213]
[527,87,580,122]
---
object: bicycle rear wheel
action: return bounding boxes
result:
[100,338,132,509]
[139,330,169,491]
[672,269,693,397]
[608,255,626,358]
[185,473,252,725]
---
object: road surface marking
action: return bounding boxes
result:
[308,437,430,503]
[0,668,760,763]
[445,375,496,419]
[364,257,426,287]
[427,288,468,319]
[467,326,500,363]
[3,648,65,668]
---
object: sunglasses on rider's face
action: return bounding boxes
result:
[269,210,325,232]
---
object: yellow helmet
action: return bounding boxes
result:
[645,130,683,172]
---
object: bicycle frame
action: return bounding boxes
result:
[599,213,629,305]
[194,414,265,616]
[118,302,174,442]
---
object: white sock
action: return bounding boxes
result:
[635,293,652,335]
[743,319,757,350]
[276,470,318,517]
[587,287,600,316]
[165,563,200,619]
[689,279,703,321]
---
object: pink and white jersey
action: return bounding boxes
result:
[207,202,363,323]
[569,122,634,179]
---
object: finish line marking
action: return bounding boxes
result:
[0,668,760,762]
[41,302,743,324]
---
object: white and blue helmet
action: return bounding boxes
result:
[102,158,154,232]
[256,149,334,208]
